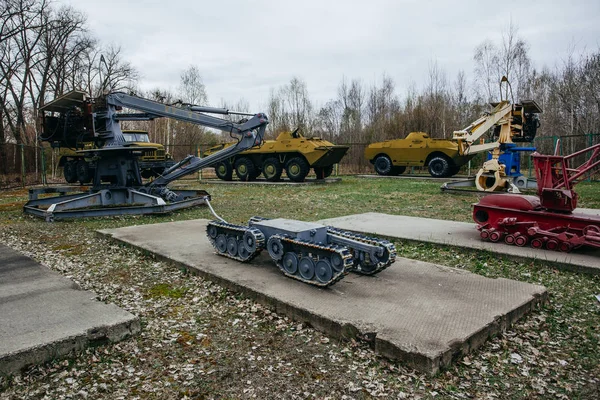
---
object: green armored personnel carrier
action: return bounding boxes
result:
[205,128,349,182]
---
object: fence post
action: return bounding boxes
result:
[528,138,533,178]
[20,144,25,187]
[40,147,47,185]
[587,133,593,181]
[197,144,202,181]
[552,136,559,155]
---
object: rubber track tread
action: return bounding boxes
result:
[207,220,265,262]
[272,234,353,288]
[326,226,397,275]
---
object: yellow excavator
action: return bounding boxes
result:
[449,77,541,192]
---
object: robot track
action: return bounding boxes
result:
[207,220,265,262]
[267,234,353,287]
[326,226,397,275]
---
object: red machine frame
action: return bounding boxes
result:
[473,143,600,252]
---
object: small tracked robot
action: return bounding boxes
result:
[206,216,396,287]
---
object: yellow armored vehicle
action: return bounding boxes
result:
[59,130,174,184]
[205,128,349,182]
[364,132,473,178]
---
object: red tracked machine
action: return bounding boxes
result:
[473,143,600,252]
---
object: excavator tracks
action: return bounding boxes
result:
[326,226,397,275]
[268,234,353,287]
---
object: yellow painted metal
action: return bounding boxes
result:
[364,132,469,168]
[475,157,510,192]
[203,130,349,169]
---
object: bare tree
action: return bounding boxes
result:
[283,76,313,131]
[265,77,314,136]
[498,22,531,101]
[337,76,364,141]
[0,0,49,144]
[316,99,342,141]
[179,65,207,105]
[266,88,286,137]
[474,39,499,102]
[474,22,532,103]
[424,61,450,137]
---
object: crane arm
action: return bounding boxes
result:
[106,93,250,134]
[147,122,267,187]
[452,101,512,155]
[97,92,269,188]
[452,99,542,157]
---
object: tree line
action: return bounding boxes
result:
[265,23,600,153]
[2,1,599,162]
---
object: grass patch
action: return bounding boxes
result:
[146,283,187,299]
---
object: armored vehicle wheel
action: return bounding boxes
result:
[314,165,334,179]
[285,156,310,182]
[374,155,393,176]
[215,161,233,181]
[390,166,406,175]
[64,161,78,183]
[428,156,451,178]
[262,157,283,181]
[76,160,91,184]
[235,157,257,181]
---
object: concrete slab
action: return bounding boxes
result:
[357,174,471,181]
[0,244,140,376]
[318,212,600,275]
[197,177,342,185]
[99,220,547,375]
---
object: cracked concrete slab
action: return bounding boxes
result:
[318,212,600,275]
[0,244,140,377]
[99,219,546,374]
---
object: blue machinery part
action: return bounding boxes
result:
[441,144,538,193]
[492,143,537,178]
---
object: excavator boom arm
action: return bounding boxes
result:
[96,92,269,188]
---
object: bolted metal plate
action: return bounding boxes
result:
[253,218,328,243]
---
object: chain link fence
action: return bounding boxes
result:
[2,133,598,188]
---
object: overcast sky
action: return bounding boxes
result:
[60,0,599,111]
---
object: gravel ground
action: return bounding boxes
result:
[0,179,599,399]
